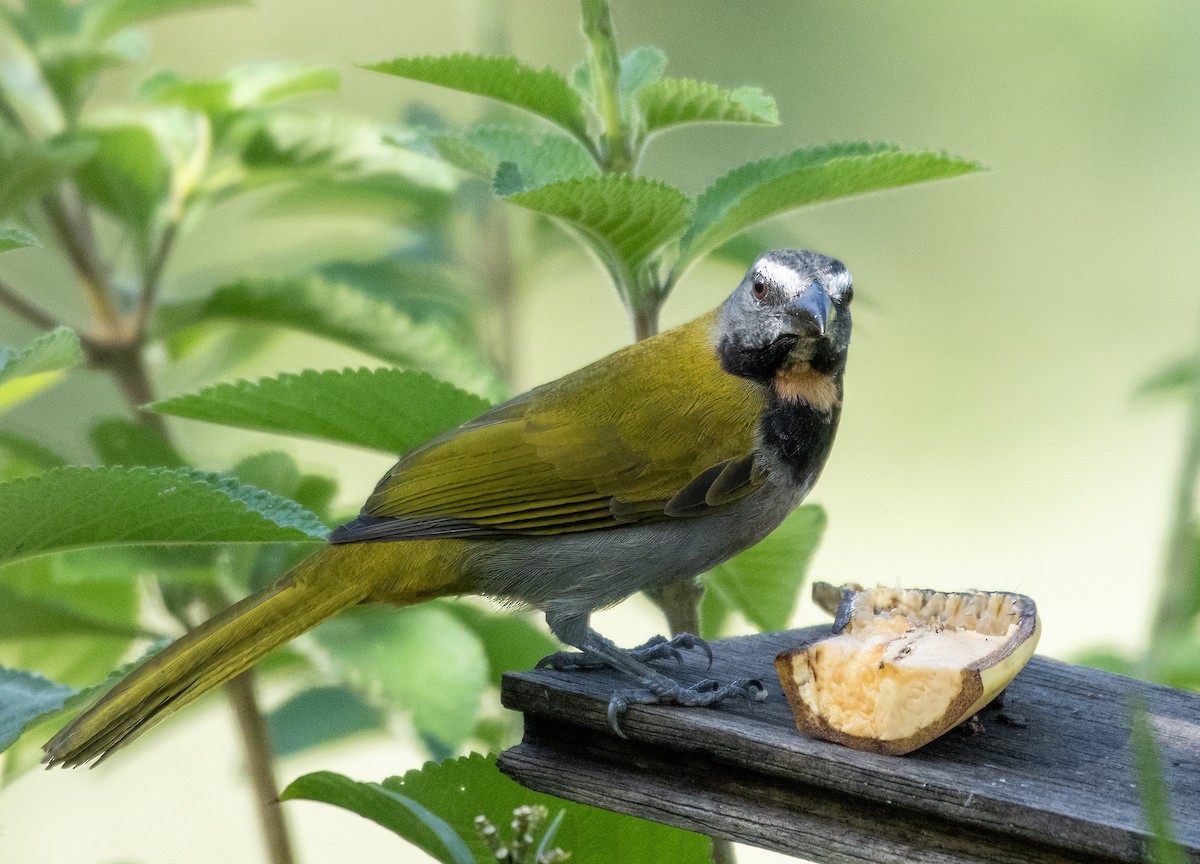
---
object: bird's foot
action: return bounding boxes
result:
[536,632,713,672]
[606,677,767,738]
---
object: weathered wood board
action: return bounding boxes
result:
[498,627,1199,864]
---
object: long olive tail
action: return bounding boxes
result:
[43,545,368,768]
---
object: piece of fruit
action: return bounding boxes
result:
[775,582,1040,755]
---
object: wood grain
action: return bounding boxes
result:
[498,627,1200,864]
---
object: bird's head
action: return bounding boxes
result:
[716,249,853,404]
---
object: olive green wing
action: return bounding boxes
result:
[330,312,766,543]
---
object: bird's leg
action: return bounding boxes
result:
[537,630,713,672]
[581,632,765,737]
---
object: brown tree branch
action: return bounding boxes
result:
[225,670,296,864]
[0,275,67,332]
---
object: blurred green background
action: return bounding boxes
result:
[2,0,1197,861]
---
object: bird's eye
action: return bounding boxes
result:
[751,278,768,301]
[842,285,854,304]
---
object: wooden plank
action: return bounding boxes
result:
[497,627,1200,864]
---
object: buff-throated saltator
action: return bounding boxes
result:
[45,248,853,765]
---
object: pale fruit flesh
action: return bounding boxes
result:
[776,583,1040,755]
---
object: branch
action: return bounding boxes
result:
[226,670,296,864]
[0,275,67,332]
[133,221,178,338]
[41,189,123,339]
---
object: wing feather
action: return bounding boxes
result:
[331,311,766,543]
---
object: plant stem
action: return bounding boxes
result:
[0,275,67,332]
[711,837,737,864]
[226,669,296,864]
[42,190,123,340]
[134,221,178,339]
[646,578,702,636]
[580,0,633,174]
[1148,322,1200,675]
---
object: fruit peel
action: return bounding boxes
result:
[776,583,1040,756]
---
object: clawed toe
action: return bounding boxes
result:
[536,649,606,672]
[605,676,768,737]
[627,632,714,668]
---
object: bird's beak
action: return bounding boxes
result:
[783,286,833,338]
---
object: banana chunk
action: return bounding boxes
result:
[775,583,1040,755]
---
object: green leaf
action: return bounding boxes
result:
[153,367,490,455]
[0,466,328,566]
[89,0,249,39]
[0,128,93,217]
[506,175,690,278]
[700,505,826,638]
[282,754,709,864]
[71,109,209,248]
[0,666,74,751]
[0,551,143,689]
[282,771,475,864]
[88,416,184,467]
[0,29,65,136]
[0,225,37,252]
[1136,356,1196,401]
[638,78,778,134]
[0,583,144,640]
[619,46,668,99]
[1129,699,1189,864]
[0,429,67,472]
[314,605,488,754]
[155,277,499,397]
[143,63,339,115]
[266,685,385,758]
[363,54,590,143]
[0,327,83,412]
[680,144,983,268]
[428,124,597,191]
[0,640,165,774]
[439,602,557,685]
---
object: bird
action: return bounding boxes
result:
[43,248,853,766]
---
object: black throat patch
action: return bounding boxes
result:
[761,391,842,486]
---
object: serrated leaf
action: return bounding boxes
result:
[267,685,385,758]
[506,175,690,278]
[0,666,74,751]
[638,77,778,134]
[428,124,597,191]
[700,505,826,638]
[0,466,327,565]
[0,327,83,412]
[680,144,983,268]
[155,277,498,397]
[153,367,490,455]
[282,771,475,864]
[0,640,164,774]
[313,605,487,753]
[0,225,37,252]
[363,54,590,143]
[282,754,709,864]
[89,0,248,39]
